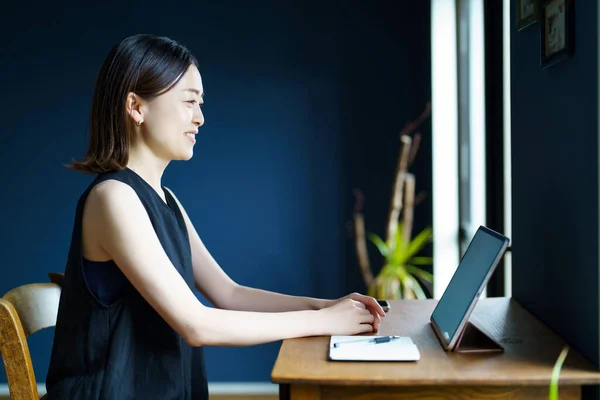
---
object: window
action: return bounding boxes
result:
[431,0,510,298]
[431,0,460,298]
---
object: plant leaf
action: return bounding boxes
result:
[406,265,434,283]
[389,227,433,266]
[387,263,407,278]
[394,223,407,253]
[379,264,395,278]
[397,283,403,299]
[386,222,403,252]
[549,346,569,400]
[367,233,389,257]
[409,256,433,265]
[405,275,427,299]
[389,230,410,266]
[405,227,433,259]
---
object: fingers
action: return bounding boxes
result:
[360,313,375,324]
[347,293,386,317]
[348,308,379,333]
[361,308,381,332]
[367,297,386,317]
[351,300,366,309]
[373,313,381,332]
[342,294,385,333]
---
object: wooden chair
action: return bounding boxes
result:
[0,273,63,400]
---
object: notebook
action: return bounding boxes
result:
[328,335,420,362]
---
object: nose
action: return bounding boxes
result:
[192,106,204,127]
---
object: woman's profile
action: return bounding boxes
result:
[45,33,384,400]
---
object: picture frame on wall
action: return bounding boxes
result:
[540,0,575,69]
[517,0,540,30]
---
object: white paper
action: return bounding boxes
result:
[328,336,420,362]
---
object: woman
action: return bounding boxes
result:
[46,34,384,400]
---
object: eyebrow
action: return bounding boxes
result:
[182,88,204,98]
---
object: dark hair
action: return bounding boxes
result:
[68,34,199,173]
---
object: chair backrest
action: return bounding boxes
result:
[0,278,62,400]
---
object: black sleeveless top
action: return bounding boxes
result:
[46,167,208,400]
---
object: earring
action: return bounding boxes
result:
[136,120,142,127]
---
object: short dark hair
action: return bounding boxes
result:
[68,34,199,173]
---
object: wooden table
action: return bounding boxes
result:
[271,298,600,400]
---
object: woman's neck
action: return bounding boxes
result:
[126,149,169,195]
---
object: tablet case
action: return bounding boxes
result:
[452,319,503,353]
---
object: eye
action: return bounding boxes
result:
[186,100,203,108]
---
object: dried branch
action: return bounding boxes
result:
[408,132,422,167]
[353,189,373,288]
[398,102,431,139]
[385,135,412,247]
[353,188,365,214]
[415,190,428,206]
[402,173,416,245]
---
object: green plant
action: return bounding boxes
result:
[549,346,569,400]
[352,103,432,300]
[367,225,433,299]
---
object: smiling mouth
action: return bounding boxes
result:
[185,132,196,142]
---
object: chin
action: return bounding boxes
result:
[175,152,194,161]
[169,143,195,161]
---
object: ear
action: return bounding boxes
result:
[125,92,144,126]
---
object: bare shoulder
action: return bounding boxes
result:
[87,179,139,210]
[82,179,144,260]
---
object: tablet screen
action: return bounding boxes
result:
[431,226,509,348]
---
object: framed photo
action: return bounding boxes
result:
[540,0,575,69]
[517,0,540,30]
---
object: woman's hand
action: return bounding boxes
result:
[317,299,376,335]
[333,292,385,332]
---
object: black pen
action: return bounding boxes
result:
[332,335,401,348]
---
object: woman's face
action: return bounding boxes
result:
[137,64,204,162]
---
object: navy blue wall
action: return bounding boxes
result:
[0,1,430,383]
[511,0,599,370]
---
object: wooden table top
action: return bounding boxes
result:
[271,298,600,387]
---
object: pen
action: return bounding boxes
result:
[332,335,401,348]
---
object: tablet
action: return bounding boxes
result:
[430,226,510,351]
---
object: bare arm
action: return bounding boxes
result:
[224,286,335,312]
[88,181,375,347]
[163,188,331,311]
[165,188,384,323]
